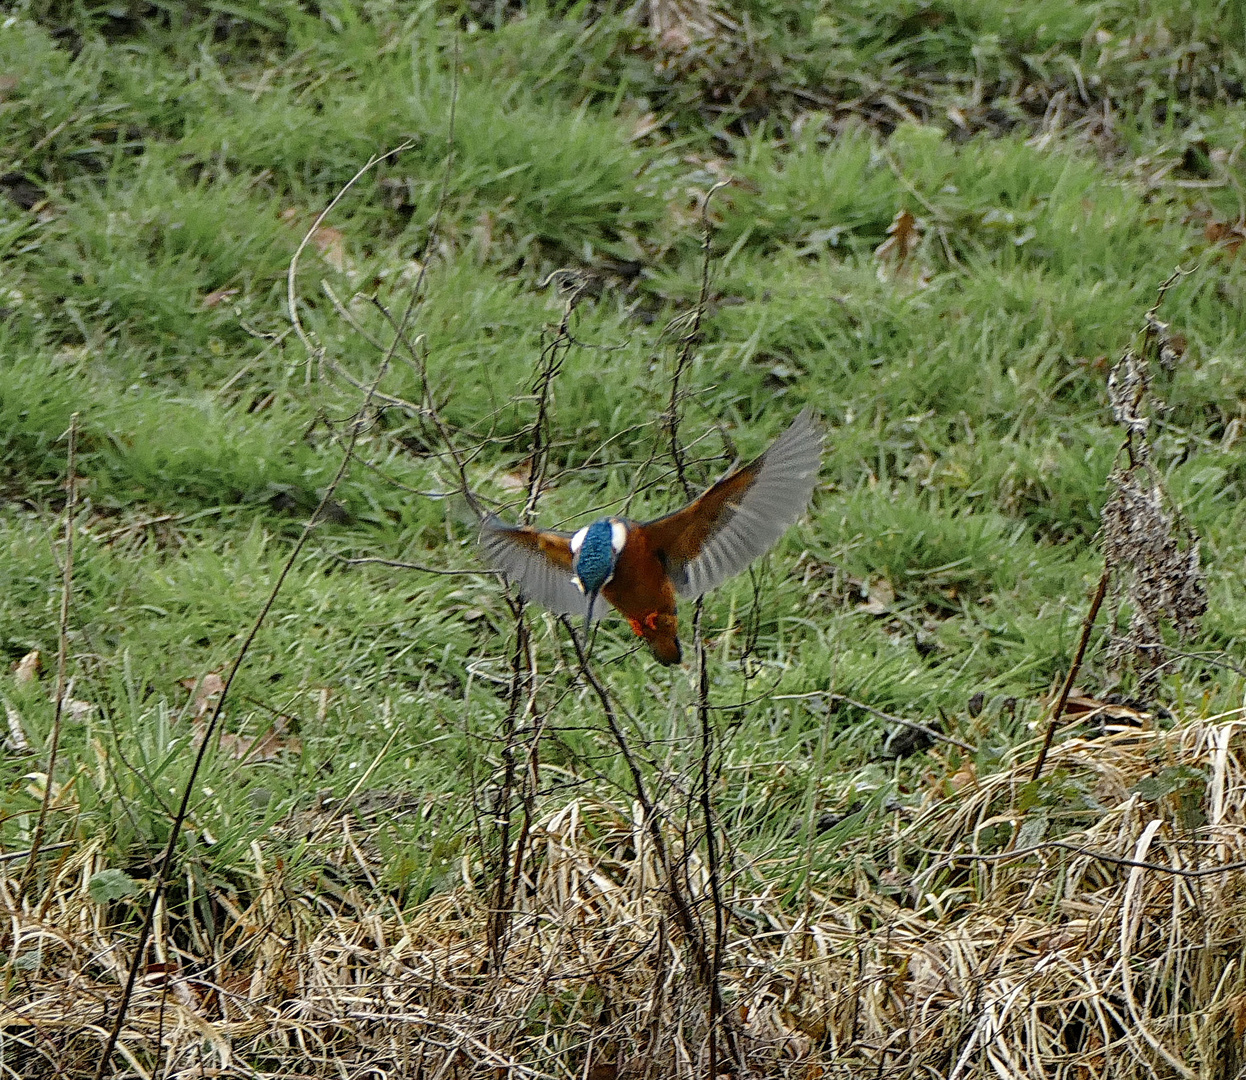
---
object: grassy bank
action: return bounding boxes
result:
[2,1,1245,1075]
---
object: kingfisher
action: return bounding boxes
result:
[479,409,823,665]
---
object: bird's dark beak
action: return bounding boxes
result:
[584,590,599,633]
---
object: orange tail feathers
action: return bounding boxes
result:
[628,612,683,665]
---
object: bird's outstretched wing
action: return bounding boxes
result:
[479,516,608,619]
[642,409,823,599]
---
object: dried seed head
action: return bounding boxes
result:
[1106,348,1150,455]
[1101,295,1205,678]
[1145,311,1187,371]
[1101,468,1206,673]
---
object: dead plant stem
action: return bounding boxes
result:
[487,309,570,966]
[18,413,78,903]
[666,180,728,499]
[562,618,709,976]
[1030,564,1111,782]
[95,355,393,1080]
[91,86,457,1064]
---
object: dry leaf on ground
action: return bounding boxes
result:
[202,287,240,308]
[182,672,226,720]
[14,650,40,684]
[874,208,920,279]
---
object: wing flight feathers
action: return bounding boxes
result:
[644,409,823,598]
[479,516,607,619]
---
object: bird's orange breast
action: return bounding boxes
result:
[601,527,673,616]
[602,526,682,663]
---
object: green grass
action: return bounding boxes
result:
[1,1,1246,1064]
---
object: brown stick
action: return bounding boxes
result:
[19,413,79,902]
[561,619,709,969]
[666,180,729,500]
[1030,564,1111,782]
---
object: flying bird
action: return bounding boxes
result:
[479,409,823,665]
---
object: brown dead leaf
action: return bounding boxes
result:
[470,210,493,260]
[144,961,201,1009]
[859,577,895,616]
[657,24,694,52]
[1232,993,1246,1040]
[202,287,240,309]
[182,672,226,720]
[648,0,730,56]
[630,112,661,141]
[874,208,920,279]
[312,225,346,271]
[216,727,302,763]
[586,1058,618,1080]
[14,650,40,684]
[497,465,531,493]
[948,760,977,792]
[1205,219,1246,256]
[780,1004,828,1041]
[143,960,177,987]
[922,762,976,792]
[61,694,94,723]
[279,209,351,272]
[183,672,302,761]
[1049,691,1149,724]
[5,702,29,753]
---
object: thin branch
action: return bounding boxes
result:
[485,250,573,967]
[1030,508,1112,781]
[327,552,481,576]
[19,412,79,901]
[561,616,710,978]
[693,602,734,1075]
[368,293,481,517]
[773,691,975,753]
[930,839,1246,879]
[93,358,393,1080]
[1127,645,1246,679]
[667,181,739,1076]
[0,842,74,865]
[93,107,449,1070]
[666,180,729,500]
[287,140,416,374]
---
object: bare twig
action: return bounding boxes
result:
[561,616,710,976]
[486,598,533,967]
[1033,268,1202,780]
[19,413,79,902]
[93,103,454,1070]
[327,552,481,576]
[930,839,1246,879]
[286,141,416,376]
[666,180,729,499]
[93,358,393,1080]
[1030,565,1111,782]
[0,841,75,865]
[487,260,573,967]
[772,692,975,753]
[671,180,740,1077]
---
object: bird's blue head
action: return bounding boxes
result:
[571,518,626,598]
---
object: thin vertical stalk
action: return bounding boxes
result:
[19,413,79,901]
[1030,565,1111,782]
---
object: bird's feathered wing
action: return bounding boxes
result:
[479,516,609,619]
[642,408,823,599]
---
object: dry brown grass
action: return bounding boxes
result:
[5,711,1246,1078]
